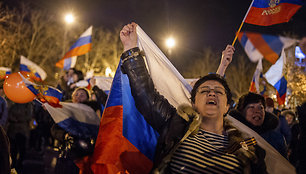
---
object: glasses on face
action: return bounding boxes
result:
[197,87,226,96]
[246,104,264,111]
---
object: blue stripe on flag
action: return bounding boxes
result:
[20,64,42,79]
[240,33,248,47]
[69,36,92,50]
[107,63,159,161]
[20,64,30,72]
[253,0,303,8]
[261,35,284,55]
[58,117,99,138]
[274,76,287,97]
[63,58,73,70]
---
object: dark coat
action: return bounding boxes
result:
[229,109,288,158]
[121,48,267,173]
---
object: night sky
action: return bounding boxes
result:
[2,0,306,64]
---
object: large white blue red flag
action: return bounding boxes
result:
[245,0,303,26]
[56,26,92,70]
[238,31,295,64]
[20,56,47,81]
[264,49,287,105]
[0,67,11,79]
[86,26,192,174]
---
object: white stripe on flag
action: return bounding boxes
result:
[264,49,285,86]
[136,26,192,108]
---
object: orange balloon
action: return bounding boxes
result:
[3,72,36,103]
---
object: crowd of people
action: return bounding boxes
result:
[0,22,305,174]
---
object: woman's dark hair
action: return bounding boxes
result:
[237,92,266,112]
[190,74,232,104]
[74,70,84,81]
[72,87,91,100]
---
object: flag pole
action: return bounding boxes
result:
[232,0,254,46]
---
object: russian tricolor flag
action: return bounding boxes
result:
[249,58,263,93]
[90,62,159,173]
[56,26,92,70]
[245,0,303,26]
[82,26,192,174]
[20,56,47,81]
[238,31,295,64]
[0,67,11,79]
[19,72,63,107]
[264,49,287,105]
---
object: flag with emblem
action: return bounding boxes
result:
[19,72,62,107]
[245,0,303,26]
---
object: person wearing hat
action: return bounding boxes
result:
[229,92,288,158]
[119,22,267,173]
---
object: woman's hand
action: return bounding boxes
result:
[120,22,138,52]
[217,45,235,76]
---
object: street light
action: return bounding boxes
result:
[64,13,75,24]
[62,13,75,55]
[166,37,175,49]
[165,37,175,56]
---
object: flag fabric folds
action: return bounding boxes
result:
[238,31,295,64]
[0,67,11,79]
[56,26,93,70]
[44,102,100,138]
[245,0,303,26]
[89,26,192,174]
[90,63,159,174]
[249,59,263,93]
[19,72,63,107]
[20,56,47,81]
[264,49,287,105]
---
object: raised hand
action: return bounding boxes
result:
[217,45,235,76]
[120,22,138,52]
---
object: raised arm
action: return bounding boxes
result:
[120,23,180,133]
[216,45,235,76]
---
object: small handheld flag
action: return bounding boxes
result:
[56,26,93,70]
[264,49,287,105]
[245,0,303,26]
[238,31,295,64]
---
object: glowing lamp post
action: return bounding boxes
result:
[165,37,175,57]
[63,13,75,55]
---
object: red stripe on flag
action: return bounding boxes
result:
[62,43,92,59]
[88,105,152,174]
[276,91,286,105]
[246,32,279,64]
[55,59,64,68]
[245,3,301,26]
